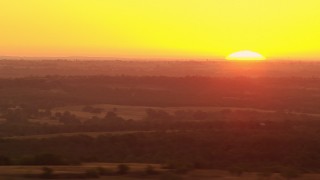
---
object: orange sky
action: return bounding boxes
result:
[0,0,320,60]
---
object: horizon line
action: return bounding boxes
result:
[0,55,319,61]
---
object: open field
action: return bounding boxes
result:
[53,104,320,122]
[54,104,276,120]
[1,163,320,180]
[0,163,162,175]
[0,163,161,180]
[5,130,156,140]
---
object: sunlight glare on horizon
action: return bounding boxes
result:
[226,51,266,61]
[0,0,320,59]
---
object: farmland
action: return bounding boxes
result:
[0,61,320,179]
[1,163,320,179]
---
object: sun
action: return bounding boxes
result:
[226,50,266,61]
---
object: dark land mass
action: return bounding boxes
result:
[0,59,319,77]
[0,60,319,179]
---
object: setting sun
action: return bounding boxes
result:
[226,50,266,61]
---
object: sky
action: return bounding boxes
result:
[0,0,320,60]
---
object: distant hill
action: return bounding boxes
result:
[0,60,318,77]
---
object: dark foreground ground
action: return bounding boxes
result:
[1,163,320,180]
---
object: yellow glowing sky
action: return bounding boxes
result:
[0,0,320,60]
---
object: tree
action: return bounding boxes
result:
[160,172,183,180]
[145,109,172,121]
[117,164,130,175]
[58,111,81,125]
[0,155,11,165]
[4,109,29,123]
[85,168,100,178]
[41,167,54,179]
[257,167,273,180]
[95,166,113,176]
[228,166,244,177]
[82,106,103,114]
[280,167,301,180]
[193,111,208,120]
[33,153,66,165]
[145,165,157,175]
[104,111,124,122]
